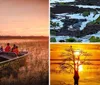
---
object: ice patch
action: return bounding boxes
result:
[51,31,100,42]
[55,12,100,30]
[51,19,64,29]
[75,5,100,9]
[50,0,75,3]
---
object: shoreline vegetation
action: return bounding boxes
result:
[0,36,48,39]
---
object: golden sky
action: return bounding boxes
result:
[51,44,100,72]
[0,0,48,36]
[51,44,100,59]
[50,44,100,85]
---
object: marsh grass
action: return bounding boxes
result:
[0,39,48,85]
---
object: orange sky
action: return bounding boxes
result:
[51,44,100,64]
[50,43,100,75]
[50,44,100,85]
[0,0,48,36]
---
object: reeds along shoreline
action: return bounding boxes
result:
[0,39,48,85]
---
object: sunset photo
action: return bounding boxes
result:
[0,0,49,85]
[0,0,48,36]
[50,44,100,85]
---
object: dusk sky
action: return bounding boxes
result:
[0,0,48,36]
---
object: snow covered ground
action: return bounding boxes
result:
[51,31,100,42]
[50,2,100,42]
[56,12,100,30]
[50,0,75,3]
[50,19,64,30]
[74,5,100,9]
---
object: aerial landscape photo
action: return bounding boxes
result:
[0,0,48,85]
[50,44,100,85]
[50,0,100,42]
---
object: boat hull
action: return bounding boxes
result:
[0,52,28,78]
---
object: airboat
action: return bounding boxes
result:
[0,51,28,78]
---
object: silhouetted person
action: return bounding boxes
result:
[11,44,16,52]
[12,46,19,55]
[74,70,79,85]
[5,43,11,52]
[0,46,3,52]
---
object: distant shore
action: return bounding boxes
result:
[0,36,48,40]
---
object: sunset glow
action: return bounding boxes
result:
[79,65,83,72]
[74,50,81,56]
[75,60,83,72]
[51,44,100,85]
[0,0,48,36]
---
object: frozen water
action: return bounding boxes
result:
[75,5,100,9]
[65,13,85,19]
[50,0,75,3]
[51,19,64,29]
[50,3,100,42]
[51,36,69,42]
[51,31,100,42]
[55,12,100,30]
[80,13,100,30]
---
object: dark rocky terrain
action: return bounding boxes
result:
[51,5,99,14]
[50,0,100,37]
[75,0,100,6]
[52,25,100,37]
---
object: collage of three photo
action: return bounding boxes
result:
[0,0,100,85]
[50,0,100,85]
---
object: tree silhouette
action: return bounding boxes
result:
[56,46,91,85]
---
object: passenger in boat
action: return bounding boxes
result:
[0,46,3,52]
[12,46,19,55]
[11,44,16,52]
[5,43,11,52]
